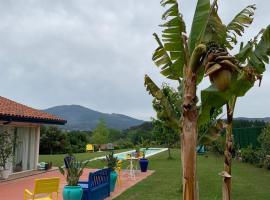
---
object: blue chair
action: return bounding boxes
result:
[197,145,206,154]
[78,168,110,200]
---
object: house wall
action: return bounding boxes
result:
[0,123,40,173]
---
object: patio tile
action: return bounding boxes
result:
[0,168,154,200]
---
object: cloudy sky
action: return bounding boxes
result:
[0,0,269,120]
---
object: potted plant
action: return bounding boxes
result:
[64,147,75,169]
[104,151,118,192]
[139,149,149,172]
[59,158,88,200]
[139,139,149,172]
[135,146,140,158]
[0,130,14,179]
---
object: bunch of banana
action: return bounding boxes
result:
[204,43,239,91]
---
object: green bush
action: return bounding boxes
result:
[258,124,270,154]
[209,136,225,155]
[241,146,257,164]
[263,155,270,169]
[241,146,265,168]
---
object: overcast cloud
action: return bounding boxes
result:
[0,0,269,120]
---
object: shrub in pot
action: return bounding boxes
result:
[59,158,88,200]
[64,151,75,169]
[0,130,15,179]
[104,151,118,192]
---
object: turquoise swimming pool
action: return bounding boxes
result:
[114,148,167,160]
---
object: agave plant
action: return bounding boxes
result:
[59,158,88,186]
[145,0,270,199]
[104,151,118,171]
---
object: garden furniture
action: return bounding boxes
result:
[24,177,60,200]
[78,168,110,200]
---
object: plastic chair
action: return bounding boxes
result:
[116,160,122,186]
[24,177,60,200]
[86,144,94,152]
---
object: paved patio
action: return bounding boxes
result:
[0,168,154,200]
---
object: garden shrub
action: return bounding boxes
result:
[209,136,225,155]
[258,124,270,155]
[263,155,270,170]
[241,145,257,164]
[241,146,266,168]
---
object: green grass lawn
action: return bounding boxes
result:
[39,149,128,167]
[40,149,270,199]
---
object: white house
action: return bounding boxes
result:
[0,96,66,174]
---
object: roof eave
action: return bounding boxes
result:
[0,115,67,125]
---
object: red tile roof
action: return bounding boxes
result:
[0,96,66,125]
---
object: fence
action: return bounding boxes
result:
[233,127,264,149]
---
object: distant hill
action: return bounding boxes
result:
[43,105,144,131]
[235,117,270,122]
[124,122,153,132]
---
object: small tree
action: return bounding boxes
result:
[40,126,68,155]
[0,131,14,170]
[91,120,109,149]
[152,119,178,159]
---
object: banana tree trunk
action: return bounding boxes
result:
[222,100,236,200]
[181,67,198,200]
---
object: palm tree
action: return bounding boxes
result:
[145,0,270,199]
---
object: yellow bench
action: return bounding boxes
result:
[24,177,60,200]
[86,144,94,152]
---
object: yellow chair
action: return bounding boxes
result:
[116,160,122,186]
[86,144,94,152]
[139,152,144,158]
[24,177,60,200]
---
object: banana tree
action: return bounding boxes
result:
[199,4,270,199]
[145,0,270,199]
[148,0,210,198]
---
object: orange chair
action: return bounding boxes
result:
[24,177,60,200]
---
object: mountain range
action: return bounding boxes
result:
[43,105,144,131]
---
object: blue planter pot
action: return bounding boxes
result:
[110,171,118,192]
[139,158,149,172]
[63,185,83,200]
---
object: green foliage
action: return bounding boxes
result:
[202,2,227,48]
[91,120,109,146]
[104,151,118,171]
[226,5,256,47]
[199,8,270,127]
[198,108,223,146]
[233,120,266,129]
[188,0,210,55]
[115,139,134,149]
[40,126,69,155]
[248,26,270,73]
[263,156,270,170]
[208,135,225,155]
[126,129,153,146]
[145,75,180,130]
[68,131,91,153]
[40,126,93,154]
[59,158,88,186]
[258,124,270,155]
[152,119,179,159]
[0,130,15,170]
[108,128,123,143]
[241,145,264,167]
[152,0,186,80]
